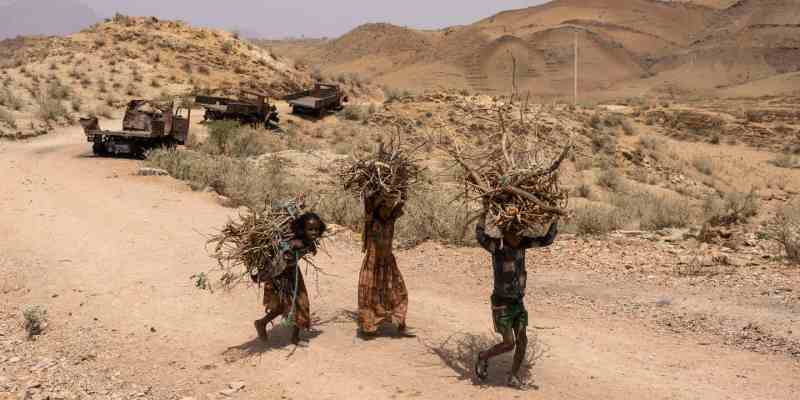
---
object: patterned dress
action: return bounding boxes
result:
[357,196,408,333]
[261,241,312,330]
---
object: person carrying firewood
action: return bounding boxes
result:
[253,212,327,345]
[336,141,422,340]
[473,203,558,387]
[356,189,412,339]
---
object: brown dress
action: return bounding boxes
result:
[261,243,312,330]
[358,196,408,333]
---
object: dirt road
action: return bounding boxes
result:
[1,129,798,400]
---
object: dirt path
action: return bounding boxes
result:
[1,129,798,400]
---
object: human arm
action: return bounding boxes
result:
[521,220,559,249]
[475,210,495,252]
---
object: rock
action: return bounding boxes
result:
[7,357,20,363]
[137,167,169,177]
[218,389,237,397]
[228,382,245,391]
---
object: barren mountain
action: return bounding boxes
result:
[267,0,800,100]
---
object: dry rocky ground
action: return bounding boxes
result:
[2,5,800,399]
[1,89,799,399]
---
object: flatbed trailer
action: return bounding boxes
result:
[195,92,279,128]
[285,83,347,117]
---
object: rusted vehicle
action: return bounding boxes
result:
[195,92,279,128]
[79,99,190,158]
[284,83,348,117]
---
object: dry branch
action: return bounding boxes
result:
[207,195,317,291]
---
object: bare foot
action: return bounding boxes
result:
[291,327,301,345]
[396,323,416,338]
[254,319,268,341]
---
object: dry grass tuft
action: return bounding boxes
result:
[767,200,800,264]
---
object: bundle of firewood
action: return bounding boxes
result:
[336,140,423,201]
[207,196,316,290]
[442,104,571,235]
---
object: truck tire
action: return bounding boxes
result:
[92,142,107,157]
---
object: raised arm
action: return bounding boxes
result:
[475,214,495,252]
[522,220,559,249]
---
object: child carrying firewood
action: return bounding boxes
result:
[337,141,422,339]
[208,196,327,346]
[254,212,327,345]
[473,206,558,387]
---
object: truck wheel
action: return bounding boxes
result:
[92,142,106,157]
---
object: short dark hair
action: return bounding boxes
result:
[291,212,327,239]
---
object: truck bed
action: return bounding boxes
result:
[287,96,320,109]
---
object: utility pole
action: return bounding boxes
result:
[574,31,579,106]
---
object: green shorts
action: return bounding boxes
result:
[491,295,528,334]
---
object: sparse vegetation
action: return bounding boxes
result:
[597,168,622,191]
[36,96,68,123]
[571,204,624,235]
[769,153,800,169]
[0,87,23,111]
[703,190,760,226]
[22,305,47,338]
[767,200,800,264]
[0,107,16,128]
[203,121,284,158]
[692,156,714,176]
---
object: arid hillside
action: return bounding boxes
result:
[266,0,800,100]
[0,15,379,139]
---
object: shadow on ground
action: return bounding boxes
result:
[421,331,545,390]
[222,323,323,362]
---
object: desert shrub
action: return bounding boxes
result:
[70,97,83,112]
[197,65,211,75]
[203,121,284,157]
[638,135,666,153]
[150,79,161,88]
[605,114,623,127]
[591,132,616,155]
[36,96,68,122]
[575,183,592,199]
[611,192,693,230]
[571,204,625,235]
[621,119,636,136]
[22,305,47,338]
[221,40,235,54]
[395,185,476,246]
[703,190,759,226]
[639,194,692,230]
[692,156,714,176]
[383,87,403,102]
[0,87,23,110]
[767,200,800,264]
[597,168,622,191]
[0,107,16,128]
[340,105,370,121]
[769,153,800,169]
[147,149,297,209]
